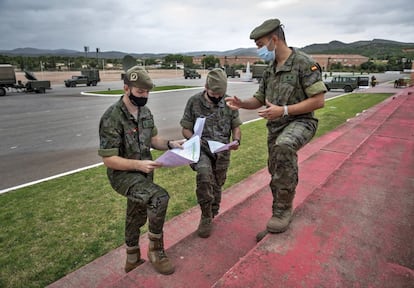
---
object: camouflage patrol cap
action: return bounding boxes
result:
[206,68,227,94]
[250,18,281,40]
[125,65,154,90]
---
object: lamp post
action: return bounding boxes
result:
[84,46,89,68]
[96,48,100,69]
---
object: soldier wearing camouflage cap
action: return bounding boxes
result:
[226,19,327,241]
[98,65,185,275]
[180,68,242,238]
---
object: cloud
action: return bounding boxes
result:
[0,0,413,54]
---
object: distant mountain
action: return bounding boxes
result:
[1,39,413,59]
[301,39,414,57]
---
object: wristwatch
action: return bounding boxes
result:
[283,105,289,117]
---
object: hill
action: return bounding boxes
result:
[301,39,414,58]
[1,39,413,59]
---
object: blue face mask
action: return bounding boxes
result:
[257,40,275,62]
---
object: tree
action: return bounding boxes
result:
[202,55,220,69]
[183,56,194,68]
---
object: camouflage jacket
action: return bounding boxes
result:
[254,48,326,133]
[180,91,242,144]
[98,96,157,192]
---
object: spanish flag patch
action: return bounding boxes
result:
[310,63,321,72]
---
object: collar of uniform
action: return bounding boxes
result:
[273,47,297,73]
[117,96,132,119]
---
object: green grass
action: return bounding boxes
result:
[0,92,392,287]
[92,85,197,95]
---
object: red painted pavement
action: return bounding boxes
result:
[48,85,414,287]
[214,87,414,288]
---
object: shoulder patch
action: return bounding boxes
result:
[310,63,322,72]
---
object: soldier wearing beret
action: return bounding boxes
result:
[180,68,242,238]
[226,19,326,241]
[98,66,184,275]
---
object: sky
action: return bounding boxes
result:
[0,0,413,54]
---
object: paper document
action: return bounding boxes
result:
[208,140,239,153]
[156,135,200,167]
[193,117,205,137]
[155,117,206,167]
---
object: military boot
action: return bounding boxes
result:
[124,246,145,273]
[266,208,293,233]
[197,203,213,238]
[147,232,175,275]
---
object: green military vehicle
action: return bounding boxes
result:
[251,64,268,80]
[394,77,410,88]
[224,66,240,78]
[324,75,369,92]
[23,71,51,93]
[184,68,201,79]
[64,69,100,87]
[0,64,51,96]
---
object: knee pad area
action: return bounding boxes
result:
[149,192,169,211]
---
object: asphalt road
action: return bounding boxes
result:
[0,73,401,191]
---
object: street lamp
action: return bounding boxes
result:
[84,46,89,68]
[96,48,100,69]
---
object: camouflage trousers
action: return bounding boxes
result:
[119,173,170,247]
[193,150,230,215]
[267,119,317,213]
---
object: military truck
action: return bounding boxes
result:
[184,68,201,79]
[64,69,100,87]
[24,71,51,93]
[0,64,51,96]
[224,66,240,78]
[324,75,368,92]
[251,64,268,80]
[394,77,410,88]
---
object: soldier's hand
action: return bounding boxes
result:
[137,160,162,173]
[229,141,240,151]
[169,139,186,149]
[258,100,283,120]
[225,96,242,110]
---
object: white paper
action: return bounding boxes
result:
[208,140,239,153]
[155,136,200,167]
[193,117,205,137]
[155,117,206,167]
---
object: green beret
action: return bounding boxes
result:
[206,68,227,94]
[250,18,281,40]
[125,65,154,90]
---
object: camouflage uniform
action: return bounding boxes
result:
[180,91,242,216]
[253,48,326,215]
[98,96,169,247]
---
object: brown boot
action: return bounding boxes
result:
[266,208,293,233]
[197,203,213,238]
[197,216,212,238]
[124,246,145,273]
[147,232,175,275]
